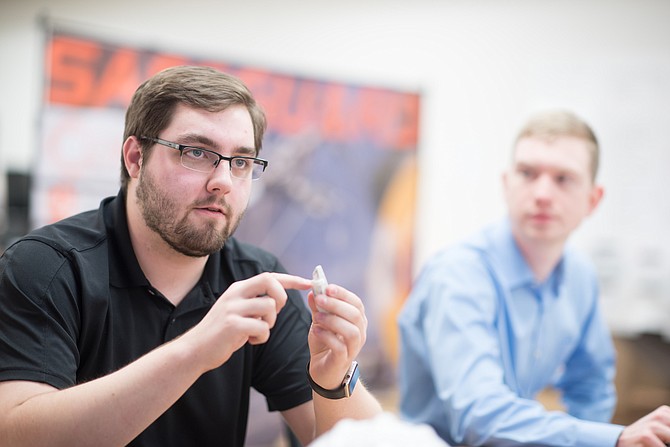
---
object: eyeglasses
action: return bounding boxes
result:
[140,136,268,180]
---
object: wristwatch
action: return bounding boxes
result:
[306,361,360,399]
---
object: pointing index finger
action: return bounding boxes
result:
[270,272,312,292]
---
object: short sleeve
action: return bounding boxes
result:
[0,239,81,388]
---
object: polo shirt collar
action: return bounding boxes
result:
[105,191,231,305]
[106,191,149,289]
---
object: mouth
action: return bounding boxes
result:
[529,213,552,223]
[195,205,226,218]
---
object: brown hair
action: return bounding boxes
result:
[514,110,600,180]
[120,66,266,194]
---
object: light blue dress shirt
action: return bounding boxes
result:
[398,219,624,446]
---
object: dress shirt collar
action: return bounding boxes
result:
[488,218,565,296]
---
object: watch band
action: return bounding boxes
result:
[306,361,359,399]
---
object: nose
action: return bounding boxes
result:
[532,174,555,203]
[206,161,234,194]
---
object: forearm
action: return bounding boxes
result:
[448,392,622,447]
[0,337,205,447]
[312,383,382,437]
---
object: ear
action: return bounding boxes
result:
[123,136,143,179]
[586,184,604,216]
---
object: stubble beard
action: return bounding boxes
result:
[136,169,243,258]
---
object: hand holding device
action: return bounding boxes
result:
[307,265,364,399]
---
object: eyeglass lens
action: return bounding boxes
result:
[181,148,264,179]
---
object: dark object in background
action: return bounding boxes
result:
[2,171,31,250]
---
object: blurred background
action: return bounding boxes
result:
[1,0,669,445]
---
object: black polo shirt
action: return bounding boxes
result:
[0,192,313,446]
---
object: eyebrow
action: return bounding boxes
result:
[515,161,579,177]
[178,132,257,157]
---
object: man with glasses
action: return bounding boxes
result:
[0,65,382,446]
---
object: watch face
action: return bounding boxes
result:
[344,361,360,397]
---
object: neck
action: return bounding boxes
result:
[126,200,207,306]
[514,235,565,284]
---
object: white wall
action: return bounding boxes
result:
[2,0,670,334]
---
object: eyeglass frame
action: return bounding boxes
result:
[139,136,268,180]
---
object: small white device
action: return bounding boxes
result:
[312,265,328,312]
